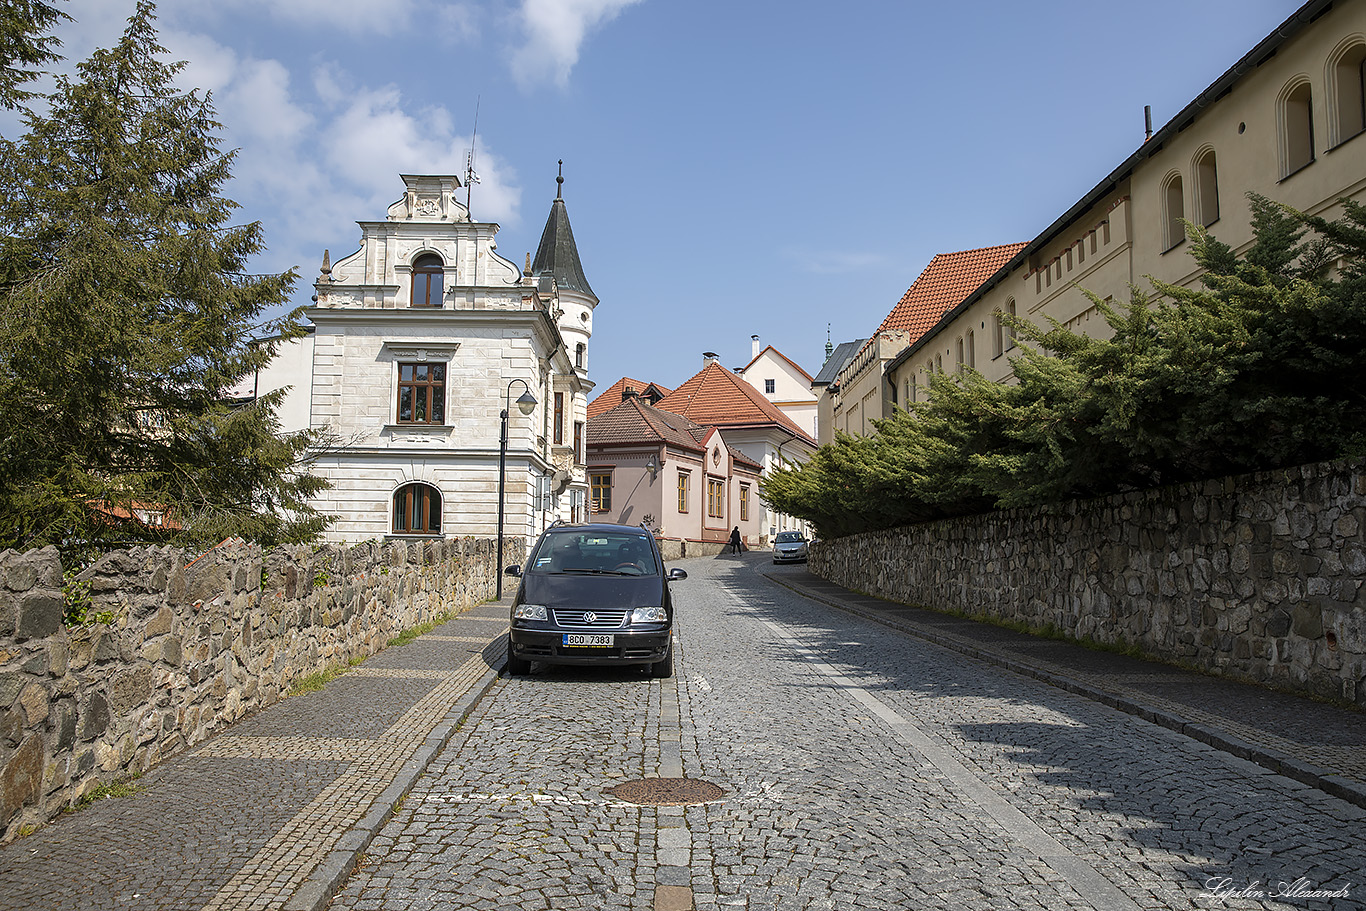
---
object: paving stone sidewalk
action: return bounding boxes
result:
[0,597,513,911]
[763,566,1366,810]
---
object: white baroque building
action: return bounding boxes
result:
[254,173,597,545]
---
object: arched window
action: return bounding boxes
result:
[575,343,586,369]
[1281,80,1315,176]
[410,254,444,307]
[1162,173,1185,251]
[1330,42,1366,146]
[393,483,441,534]
[1005,299,1017,351]
[1195,150,1219,227]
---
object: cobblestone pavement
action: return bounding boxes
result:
[0,601,511,911]
[331,555,1366,911]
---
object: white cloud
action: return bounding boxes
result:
[169,0,422,37]
[319,82,521,225]
[511,0,642,90]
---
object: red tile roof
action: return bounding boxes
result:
[588,396,707,450]
[655,362,815,445]
[588,377,674,419]
[876,243,1026,342]
[587,398,762,471]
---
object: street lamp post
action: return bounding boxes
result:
[497,378,538,600]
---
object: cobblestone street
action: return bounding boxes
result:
[330,556,1366,911]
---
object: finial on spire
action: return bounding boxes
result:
[825,323,833,358]
[556,160,564,199]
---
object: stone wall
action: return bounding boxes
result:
[0,535,510,843]
[657,538,728,561]
[810,459,1366,706]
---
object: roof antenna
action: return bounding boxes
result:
[465,96,481,213]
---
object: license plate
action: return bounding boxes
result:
[563,634,614,647]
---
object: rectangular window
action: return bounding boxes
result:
[591,473,611,513]
[707,478,724,518]
[397,362,445,424]
[678,472,690,513]
[764,379,775,394]
[739,485,749,521]
[574,422,584,465]
[553,392,564,445]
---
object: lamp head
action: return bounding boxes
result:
[515,390,538,415]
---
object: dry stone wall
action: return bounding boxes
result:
[0,535,510,843]
[810,459,1366,706]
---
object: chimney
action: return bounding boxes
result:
[703,351,719,367]
[751,334,760,359]
[622,386,637,401]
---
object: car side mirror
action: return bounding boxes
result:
[667,567,688,581]
[504,565,522,578]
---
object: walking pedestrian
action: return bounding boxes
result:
[727,526,742,554]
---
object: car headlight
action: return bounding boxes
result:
[630,606,667,624]
[513,604,548,621]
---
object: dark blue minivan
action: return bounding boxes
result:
[503,523,687,678]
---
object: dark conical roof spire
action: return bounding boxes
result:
[531,162,595,300]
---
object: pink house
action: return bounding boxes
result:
[586,393,763,547]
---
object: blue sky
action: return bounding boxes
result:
[32,0,1299,393]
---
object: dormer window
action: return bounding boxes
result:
[411,254,444,307]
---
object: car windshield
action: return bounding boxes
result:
[528,530,659,576]
[775,531,805,543]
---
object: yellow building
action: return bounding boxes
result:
[886,0,1366,402]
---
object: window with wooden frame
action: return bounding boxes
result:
[397,362,445,424]
[574,422,585,465]
[707,478,724,518]
[393,483,441,534]
[410,254,444,307]
[553,392,565,445]
[677,471,690,513]
[739,484,750,521]
[591,473,612,513]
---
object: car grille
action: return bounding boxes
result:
[551,608,629,630]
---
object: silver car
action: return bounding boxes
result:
[772,530,809,563]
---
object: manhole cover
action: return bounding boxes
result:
[605,777,727,806]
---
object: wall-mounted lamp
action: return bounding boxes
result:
[645,454,660,481]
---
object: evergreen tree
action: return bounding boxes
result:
[763,194,1366,538]
[0,1,330,553]
[0,0,67,110]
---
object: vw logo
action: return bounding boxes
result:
[582,611,597,624]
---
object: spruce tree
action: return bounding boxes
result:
[0,1,329,553]
[0,0,67,110]
[763,194,1366,538]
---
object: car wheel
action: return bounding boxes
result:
[506,643,531,676]
[649,645,674,679]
